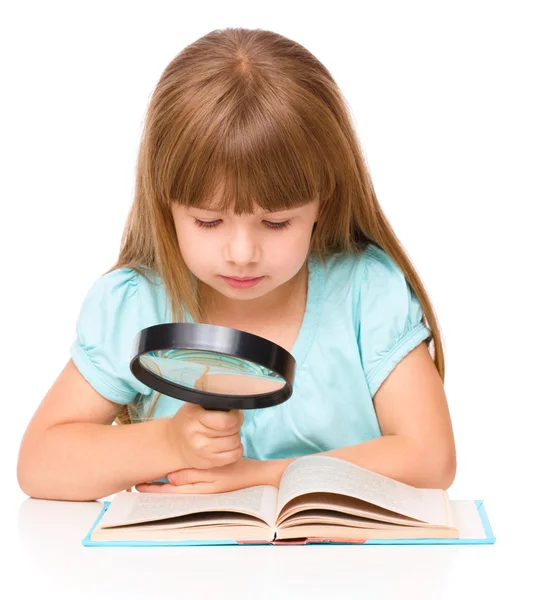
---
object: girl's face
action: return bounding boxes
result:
[171,198,319,302]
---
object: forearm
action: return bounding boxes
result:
[264,434,456,490]
[17,418,186,502]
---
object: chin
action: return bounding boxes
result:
[220,285,269,299]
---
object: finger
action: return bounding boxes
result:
[236,410,244,427]
[207,435,243,456]
[168,469,213,486]
[201,410,244,436]
[135,483,172,492]
[191,431,242,454]
[214,439,243,455]
[211,442,244,467]
[135,482,215,494]
[202,420,243,438]
[170,482,216,493]
[199,409,243,432]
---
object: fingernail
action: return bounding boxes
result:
[168,474,176,484]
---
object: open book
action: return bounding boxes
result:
[86,455,495,546]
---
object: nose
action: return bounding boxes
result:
[223,224,261,266]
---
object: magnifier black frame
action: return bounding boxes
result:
[130,323,296,410]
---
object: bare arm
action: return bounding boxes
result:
[265,342,457,490]
[17,359,186,502]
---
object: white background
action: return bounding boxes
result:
[2,0,537,596]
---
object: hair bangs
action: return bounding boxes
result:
[166,89,333,214]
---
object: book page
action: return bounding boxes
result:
[280,509,417,530]
[277,455,451,526]
[277,501,486,541]
[100,486,279,529]
[110,511,268,531]
[277,492,428,527]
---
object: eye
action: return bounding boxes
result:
[264,220,292,230]
[194,219,221,229]
[193,219,292,230]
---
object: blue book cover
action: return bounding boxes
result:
[82,498,495,547]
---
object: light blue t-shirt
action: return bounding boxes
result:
[70,244,432,463]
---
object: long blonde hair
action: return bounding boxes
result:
[106,27,445,427]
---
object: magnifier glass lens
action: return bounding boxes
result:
[139,349,286,396]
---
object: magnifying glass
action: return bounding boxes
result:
[129,323,296,411]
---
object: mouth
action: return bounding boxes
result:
[224,276,261,281]
[220,275,265,289]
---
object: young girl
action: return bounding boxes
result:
[17,27,456,502]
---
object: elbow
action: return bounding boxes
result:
[18,473,100,502]
[17,445,100,502]
[17,431,46,499]
[429,447,457,490]
[439,435,457,490]
[410,436,457,490]
[17,444,35,498]
[436,460,456,490]
[17,451,47,500]
[17,467,45,501]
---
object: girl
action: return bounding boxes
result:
[17,27,456,502]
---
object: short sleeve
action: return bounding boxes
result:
[70,268,148,404]
[356,246,433,398]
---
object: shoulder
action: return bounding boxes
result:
[318,243,403,300]
[334,243,404,279]
[78,265,164,317]
[340,245,432,397]
[311,245,408,335]
[357,244,411,294]
[74,263,166,345]
[70,265,162,403]
[82,266,140,303]
[328,243,421,325]
[83,264,160,298]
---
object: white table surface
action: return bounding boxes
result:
[5,492,533,599]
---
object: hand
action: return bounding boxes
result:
[135,457,266,494]
[166,402,244,470]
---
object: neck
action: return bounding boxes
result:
[199,262,308,325]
